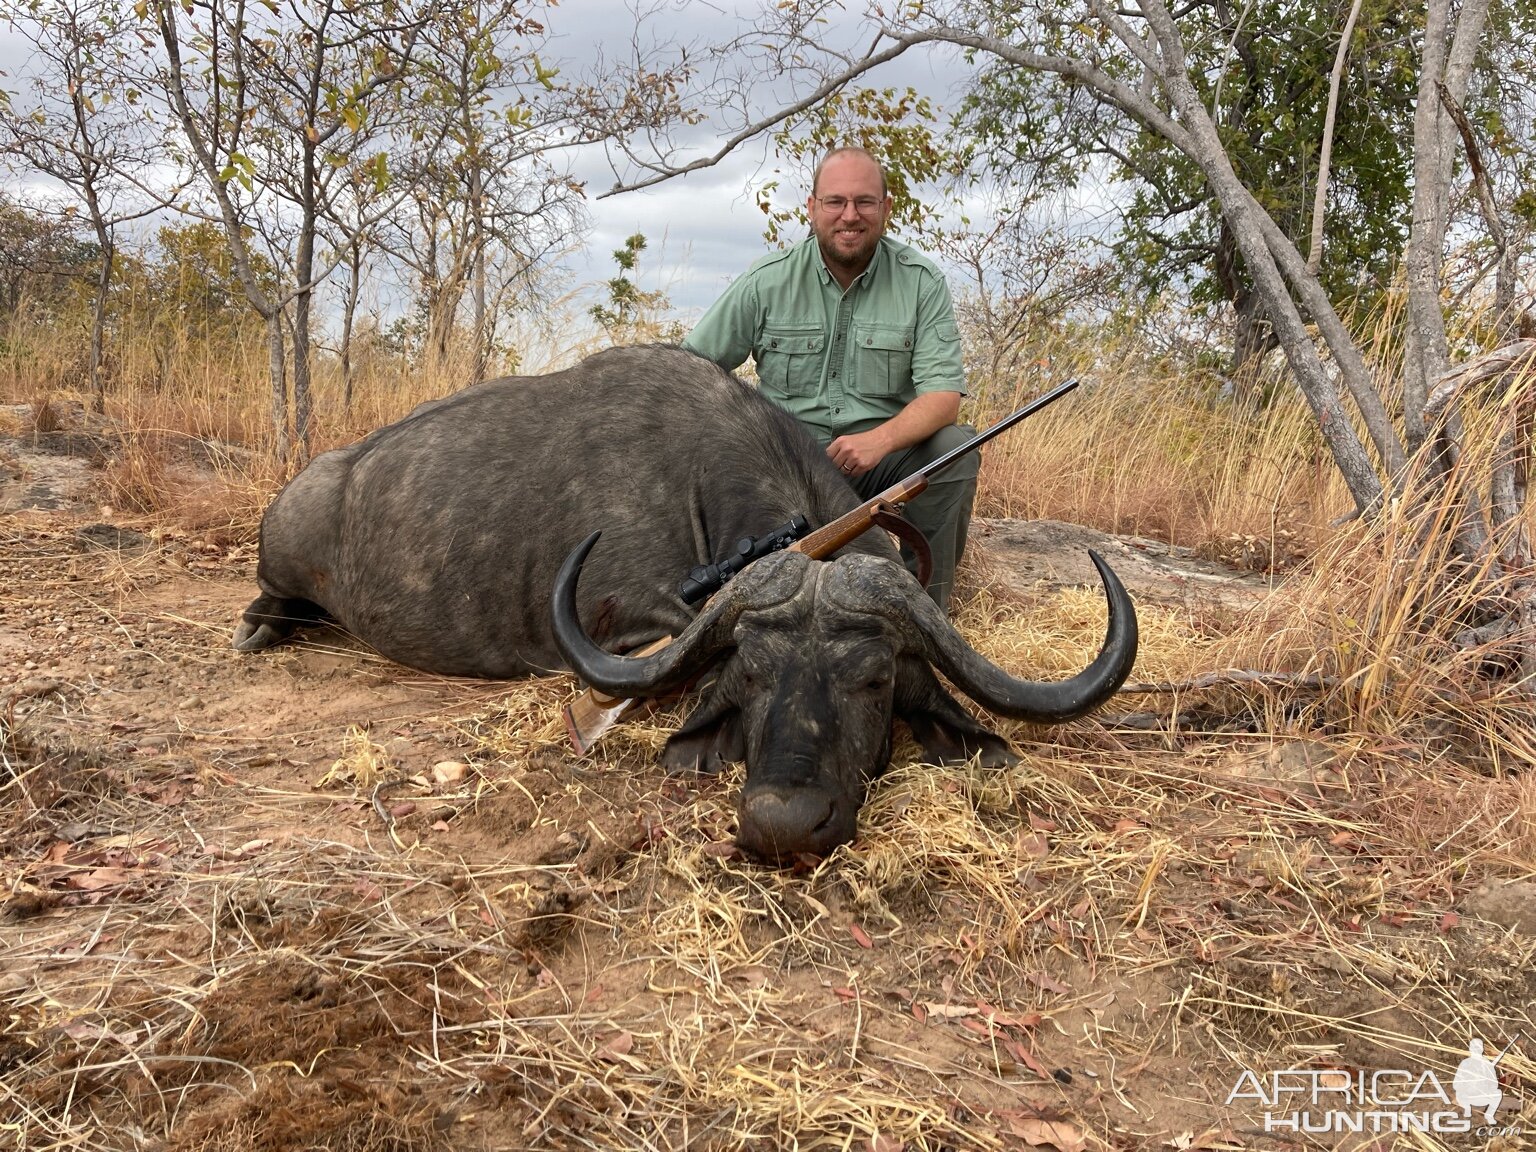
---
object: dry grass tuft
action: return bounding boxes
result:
[28,394,61,435]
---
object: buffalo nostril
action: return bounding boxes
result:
[743,789,832,835]
[737,787,852,859]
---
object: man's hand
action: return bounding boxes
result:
[828,391,962,478]
[827,428,891,478]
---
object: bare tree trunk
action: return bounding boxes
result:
[1306,0,1365,276]
[1229,287,1278,398]
[292,290,314,457]
[292,148,318,457]
[469,163,489,384]
[1137,2,1384,514]
[88,236,112,415]
[1437,81,1518,342]
[266,311,289,460]
[1403,0,1495,454]
[341,238,361,411]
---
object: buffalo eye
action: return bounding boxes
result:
[863,676,891,693]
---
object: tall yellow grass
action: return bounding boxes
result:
[8,287,1536,758]
[7,304,1352,553]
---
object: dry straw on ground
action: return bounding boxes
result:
[3,334,1535,1149]
[3,545,1533,1150]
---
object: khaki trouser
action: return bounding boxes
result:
[851,423,978,614]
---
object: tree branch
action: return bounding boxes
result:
[1306,0,1364,275]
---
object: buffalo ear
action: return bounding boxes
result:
[660,689,744,775]
[896,657,1018,768]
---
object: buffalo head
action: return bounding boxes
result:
[552,534,1136,860]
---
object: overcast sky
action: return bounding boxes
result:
[555,0,983,316]
[0,1,983,324]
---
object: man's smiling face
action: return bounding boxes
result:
[808,152,892,280]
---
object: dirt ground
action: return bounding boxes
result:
[3,407,1535,1151]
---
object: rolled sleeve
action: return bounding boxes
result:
[910,274,966,397]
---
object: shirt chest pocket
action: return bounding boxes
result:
[852,323,916,397]
[757,327,826,397]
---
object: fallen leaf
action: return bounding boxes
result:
[977,1001,1042,1029]
[352,879,383,902]
[596,1030,633,1060]
[390,802,417,819]
[833,986,859,1001]
[67,867,138,891]
[849,923,874,949]
[1004,1040,1053,1080]
[1169,1129,1233,1150]
[1438,911,1460,932]
[921,1003,978,1019]
[800,893,832,920]
[431,819,451,832]
[1027,813,1057,832]
[62,1022,140,1046]
[868,1135,902,1152]
[701,841,741,859]
[1005,1116,1086,1152]
[1024,971,1070,995]
[1112,819,1141,834]
[1015,831,1050,860]
[910,1002,927,1023]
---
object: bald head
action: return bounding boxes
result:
[812,146,888,197]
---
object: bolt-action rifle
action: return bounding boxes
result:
[562,377,1082,754]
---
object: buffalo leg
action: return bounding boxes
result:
[233,594,329,652]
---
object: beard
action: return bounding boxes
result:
[813,220,882,276]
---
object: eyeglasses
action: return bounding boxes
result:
[813,195,885,216]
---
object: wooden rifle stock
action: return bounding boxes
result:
[561,377,1081,754]
[786,474,928,559]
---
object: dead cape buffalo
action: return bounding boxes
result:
[235,344,1137,859]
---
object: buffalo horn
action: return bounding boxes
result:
[888,550,1137,722]
[551,531,765,696]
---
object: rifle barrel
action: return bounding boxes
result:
[922,377,1080,482]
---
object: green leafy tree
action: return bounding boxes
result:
[756,86,969,246]
[959,0,1420,383]
[0,0,180,411]
[589,233,683,343]
[147,221,279,341]
[0,194,96,323]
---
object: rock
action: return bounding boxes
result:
[432,760,469,786]
[971,518,1274,614]
[1463,880,1536,934]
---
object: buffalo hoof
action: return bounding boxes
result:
[233,620,287,652]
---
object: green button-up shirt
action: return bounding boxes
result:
[682,235,966,446]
